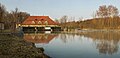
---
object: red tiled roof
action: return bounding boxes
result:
[22,16,59,25]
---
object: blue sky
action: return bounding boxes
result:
[0,0,120,20]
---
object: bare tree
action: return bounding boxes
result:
[11,8,30,23]
[54,18,59,23]
[60,15,68,23]
[69,16,75,22]
[96,5,108,18]
[11,8,19,22]
[92,11,97,18]
[0,3,6,22]
[96,5,119,18]
[79,17,83,22]
[17,12,30,23]
[0,3,30,29]
[108,5,119,17]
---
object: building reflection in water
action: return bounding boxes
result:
[23,31,58,47]
[79,31,120,55]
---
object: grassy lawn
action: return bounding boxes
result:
[0,29,11,33]
[0,29,20,33]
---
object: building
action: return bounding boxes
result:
[17,16,61,32]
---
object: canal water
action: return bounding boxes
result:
[24,31,120,58]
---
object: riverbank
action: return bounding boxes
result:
[0,34,50,58]
[60,29,120,34]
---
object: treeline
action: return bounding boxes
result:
[60,16,120,29]
[0,3,30,29]
[79,17,120,29]
[60,5,120,29]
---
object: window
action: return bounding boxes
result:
[32,21,35,24]
[45,27,51,29]
[38,21,42,24]
[41,19,44,21]
[44,21,48,25]
[35,19,37,21]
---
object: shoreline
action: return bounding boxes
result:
[0,34,50,58]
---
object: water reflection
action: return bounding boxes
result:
[23,31,120,58]
[59,33,77,43]
[24,33,58,44]
[79,31,120,55]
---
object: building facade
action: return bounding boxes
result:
[17,16,61,32]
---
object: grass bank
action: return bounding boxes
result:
[0,34,50,58]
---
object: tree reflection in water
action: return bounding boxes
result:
[59,33,76,43]
[79,31,120,55]
[96,40,118,55]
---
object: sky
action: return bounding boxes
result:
[0,0,120,21]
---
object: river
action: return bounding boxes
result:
[23,31,120,58]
